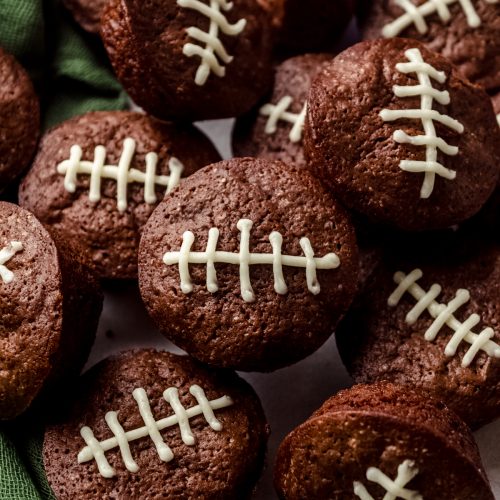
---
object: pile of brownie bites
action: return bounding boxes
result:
[1,0,499,498]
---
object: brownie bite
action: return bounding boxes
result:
[233,53,332,169]
[101,0,274,121]
[0,202,102,420]
[275,382,494,499]
[305,38,500,231]
[139,158,359,371]
[44,349,268,499]
[0,47,39,191]
[19,111,220,279]
[336,240,500,429]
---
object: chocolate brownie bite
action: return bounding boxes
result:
[359,0,500,90]
[19,111,220,279]
[274,382,494,499]
[0,47,39,191]
[101,0,274,121]
[305,38,500,231]
[336,241,500,429]
[233,54,331,169]
[44,349,268,499]
[0,202,102,420]
[271,0,354,53]
[63,0,107,33]
[139,158,359,371]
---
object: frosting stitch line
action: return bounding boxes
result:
[56,137,184,213]
[78,385,233,478]
[162,218,340,302]
[388,268,500,367]
[382,0,498,38]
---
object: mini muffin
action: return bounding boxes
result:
[101,0,274,121]
[271,0,355,53]
[359,0,500,90]
[0,202,102,420]
[336,240,500,429]
[19,111,220,279]
[275,382,494,499]
[305,38,500,231]
[44,349,268,499]
[233,53,331,169]
[62,0,107,33]
[0,47,40,190]
[139,158,359,372]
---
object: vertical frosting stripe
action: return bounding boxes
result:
[177,0,247,86]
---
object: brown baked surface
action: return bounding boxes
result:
[274,381,494,499]
[43,349,269,499]
[138,157,359,372]
[0,47,39,190]
[304,38,500,231]
[101,0,274,121]
[19,111,220,279]
[336,241,500,429]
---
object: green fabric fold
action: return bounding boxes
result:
[0,0,128,128]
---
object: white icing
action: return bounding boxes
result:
[0,241,23,284]
[78,384,233,478]
[56,138,184,213]
[259,96,307,143]
[388,268,500,367]
[382,0,498,38]
[177,0,246,86]
[354,459,422,500]
[497,113,500,127]
[380,48,464,198]
[162,218,340,302]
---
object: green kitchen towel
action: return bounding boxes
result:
[0,0,128,128]
[0,422,55,500]
[0,429,41,500]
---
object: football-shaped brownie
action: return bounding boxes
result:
[44,349,268,499]
[275,382,494,499]
[233,53,331,169]
[101,0,274,121]
[139,158,359,371]
[0,202,102,420]
[305,38,500,231]
[19,111,220,279]
[359,0,500,90]
[336,240,500,429]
